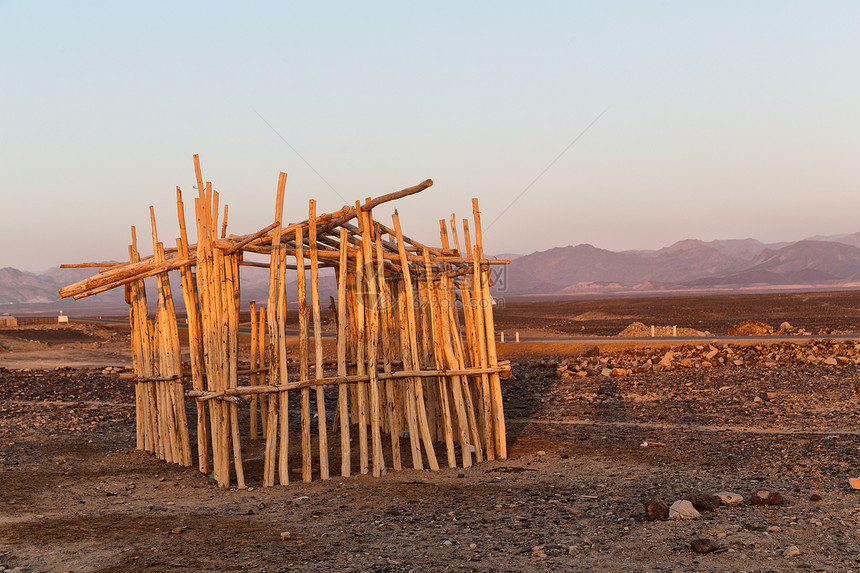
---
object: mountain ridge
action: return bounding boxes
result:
[4,230,860,309]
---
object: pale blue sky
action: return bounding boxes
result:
[2,1,858,271]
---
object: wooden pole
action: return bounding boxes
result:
[263,172,287,487]
[392,210,439,470]
[472,198,506,459]
[249,301,259,439]
[309,199,330,480]
[354,247,369,475]
[176,188,209,473]
[359,207,385,477]
[375,225,401,471]
[296,225,312,483]
[276,245,290,486]
[337,227,351,477]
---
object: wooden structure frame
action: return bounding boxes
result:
[60,156,509,488]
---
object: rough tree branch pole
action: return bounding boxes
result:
[59,155,509,489]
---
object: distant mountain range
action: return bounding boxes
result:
[4,231,860,313]
[0,264,338,316]
[495,231,860,298]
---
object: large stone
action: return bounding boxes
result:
[685,492,720,512]
[669,499,700,520]
[644,497,669,521]
[751,489,784,505]
[713,491,744,507]
[690,538,720,554]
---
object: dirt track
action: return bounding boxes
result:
[3,293,860,571]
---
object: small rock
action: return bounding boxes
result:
[280,531,291,540]
[849,478,860,490]
[536,450,546,456]
[685,492,720,512]
[810,493,822,502]
[713,491,744,507]
[752,489,784,505]
[210,536,223,545]
[690,538,720,554]
[644,497,669,521]
[582,345,600,357]
[783,545,801,557]
[600,367,612,377]
[824,357,838,366]
[669,500,700,520]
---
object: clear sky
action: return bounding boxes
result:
[2,1,858,272]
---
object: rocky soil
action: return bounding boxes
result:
[4,300,860,571]
[3,354,860,571]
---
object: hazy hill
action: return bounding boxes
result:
[496,236,860,297]
[5,232,860,310]
[0,267,61,304]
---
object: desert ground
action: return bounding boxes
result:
[3,291,860,572]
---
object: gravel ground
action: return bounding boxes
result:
[3,356,860,572]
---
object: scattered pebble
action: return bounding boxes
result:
[783,545,801,557]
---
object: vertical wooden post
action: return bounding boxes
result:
[472,198,506,459]
[470,236,495,461]
[309,200,330,480]
[276,246,290,486]
[354,247,369,474]
[421,250,456,467]
[176,188,208,473]
[296,225,312,483]
[258,306,268,434]
[249,301,259,439]
[263,172,287,486]
[392,210,439,470]
[359,207,385,477]
[375,225,401,471]
[337,228,351,477]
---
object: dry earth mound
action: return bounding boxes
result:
[618,321,710,337]
[727,320,774,336]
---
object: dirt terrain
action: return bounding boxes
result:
[492,290,860,337]
[3,291,860,571]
